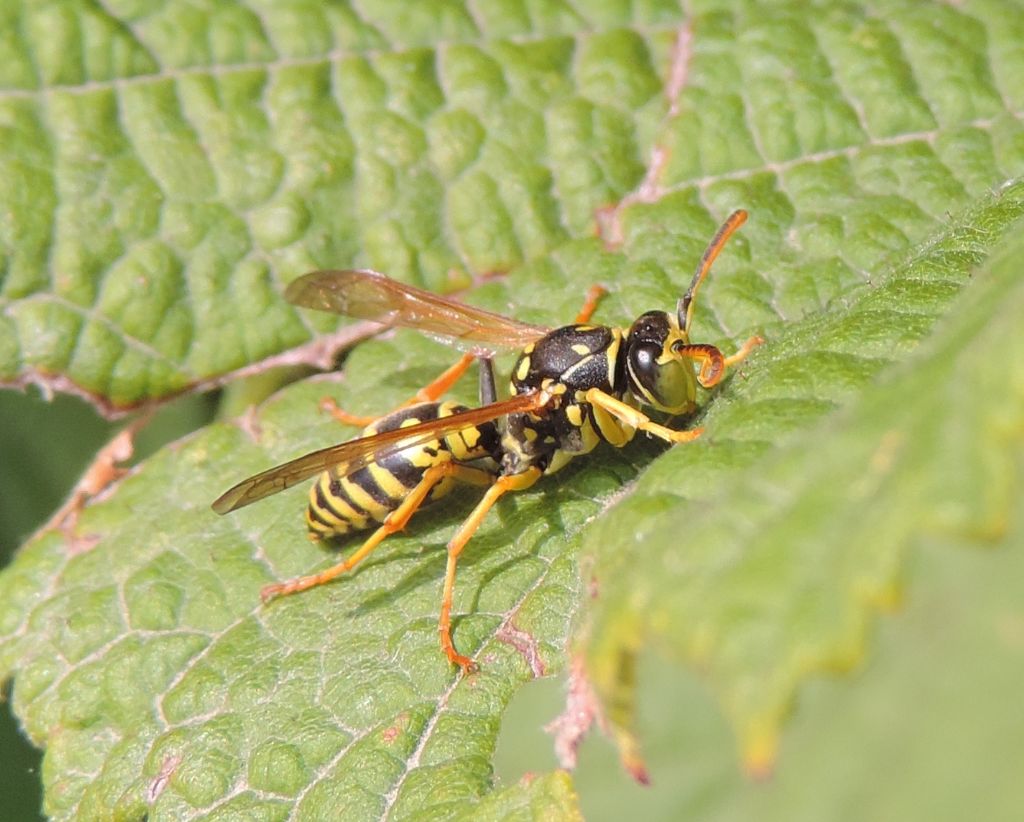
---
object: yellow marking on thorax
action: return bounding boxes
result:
[460,426,481,449]
[515,356,531,381]
[502,430,533,462]
[571,343,591,355]
[606,330,624,387]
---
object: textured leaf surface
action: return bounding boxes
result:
[3,0,1024,410]
[0,0,679,409]
[583,193,1024,772]
[457,771,582,822]
[0,364,610,819]
[544,503,1024,821]
[3,1,1024,820]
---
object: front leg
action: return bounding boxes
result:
[584,389,703,444]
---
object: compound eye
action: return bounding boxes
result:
[629,342,661,385]
[628,339,693,411]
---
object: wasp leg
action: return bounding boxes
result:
[439,467,544,673]
[574,284,608,323]
[261,461,495,601]
[724,335,765,367]
[321,352,479,427]
[678,335,764,388]
[318,397,378,428]
[584,388,704,444]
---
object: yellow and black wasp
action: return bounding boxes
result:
[213,210,762,673]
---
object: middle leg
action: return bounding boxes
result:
[322,352,479,427]
[438,467,543,673]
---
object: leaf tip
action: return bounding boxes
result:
[740,724,779,780]
[611,719,650,786]
[625,755,652,786]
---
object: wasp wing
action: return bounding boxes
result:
[212,391,549,514]
[285,269,550,351]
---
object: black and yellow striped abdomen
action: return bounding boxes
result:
[305,401,501,540]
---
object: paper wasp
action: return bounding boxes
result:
[213,209,762,673]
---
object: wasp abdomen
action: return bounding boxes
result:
[305,401,500,540]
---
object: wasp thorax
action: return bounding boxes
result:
[625,311,697,413]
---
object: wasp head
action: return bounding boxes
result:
[623,311,697,413]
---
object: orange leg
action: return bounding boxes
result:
[575,284,608,324]
[439,467,543,673]
[724,335,765,368]
[321,352,479,427]
[261,461,494,601]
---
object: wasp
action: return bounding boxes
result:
[213,210,762,673]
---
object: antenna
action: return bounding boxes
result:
[678,209,748,335]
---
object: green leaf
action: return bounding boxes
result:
[3,1,1024,820]
[560,515,1024,821]
[0,1,679,410]
[582,192,1024,774]
[461,770,582,821]
[0,360,611,819]
[4,0,1024,411]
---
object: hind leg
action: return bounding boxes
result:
[262,461,495,600]
[437,467,543,673]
